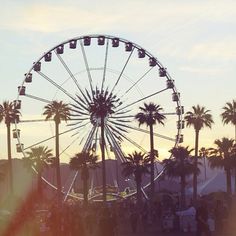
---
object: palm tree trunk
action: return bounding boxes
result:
[226,168,232,195]
[83,177,88,207]
[234,168,236,194]
[7,123,13,195]
[180,174,186,210]
[37,169,42,198]
[55,121,62,204]
[101,116,106,203]
[234,124,236,193]
[234,124,236,143]
[149,124,155,201]
[136,175,142,206]
[193,129,199,202]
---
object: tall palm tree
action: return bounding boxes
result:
[122,151,150,205]
[135,102,166,201]
[221,100,236,193]
[69,151,99,206]
[221,100,236,142]
[43,101,70,203]
[199,147,209,180]
[0,101,20,194]
[208,137,235,195]
[88,88,116,202]
[23,146,53,196]
[163,146,195,209]
[185,105,213,201]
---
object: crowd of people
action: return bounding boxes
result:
[0,193,231,236]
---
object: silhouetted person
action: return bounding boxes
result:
[98,207,115,236]
[130,209,139,233]
[214,200,228,234]
[195,200,211,236]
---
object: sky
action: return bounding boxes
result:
[0,0,235,161]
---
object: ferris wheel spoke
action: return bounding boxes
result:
[37,71,77,103]
[63,170,79,202]
[75,94,90,107]
[162,112,177,115]
[120,67,154,99]
[59,135,82,157]
[127,125,176,142]
[89,128,98,154]
[68,116,89,122]
[108,124,148,153]
[101,39,109,91]
[71,99,89,112]
[66,121,83,127]
[116,87,169,113]
[105,126,126,162]
[111,48,134,94]
[110,115,134,119]
[108,119,131,125]
[79,41,93,93]
[20,119,52,123]
[23,126,79,151]
[107,122,129,134]
[70,121,91,137]
[81,125,97,152]
[54,52,86,95]
[24,94,52,103]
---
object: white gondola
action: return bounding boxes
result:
[83,36,91,46]
[166,80,174,89]
[24,73,32,83]
[112,38,119,47]
[172,92,180,102]
[138,49,145,58]
[13,100,21,109]
[69,40,77,49]
[56,45,64,54]
[16,143,24,153]
[13,129,20,138]
[125,42,133,51]
[18,86,25,96]
[149,57,156,66]
[98,36,105,45]
[44,52,52,61]
[33,62,41,72]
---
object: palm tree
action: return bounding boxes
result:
[163,146,195,209]
[0,162,7,182]
[199,147,209,180]
[88,88,116,202]
[221,100,236,193]
[135,102,166,201]
[185,105,213,201]
[122,151,150,205]
[0,101,20,194]
[69,151,99,206]
[221,100,236,142]
[208,137,235,195]
[43,101,70,203]
[23,146,53,196]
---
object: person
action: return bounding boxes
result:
[130,209,139,233]
[98,207,115,236]
[214,199,228,234]
[195,200,211,236]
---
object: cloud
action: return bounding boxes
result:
[1,0,236,34]
[179,66,224,75]
[188,39,236,61]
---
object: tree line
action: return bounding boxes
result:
[0,99,235,209]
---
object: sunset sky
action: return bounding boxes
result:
[0,0,235,161]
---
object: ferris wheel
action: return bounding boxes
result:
[14,34,184,200]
